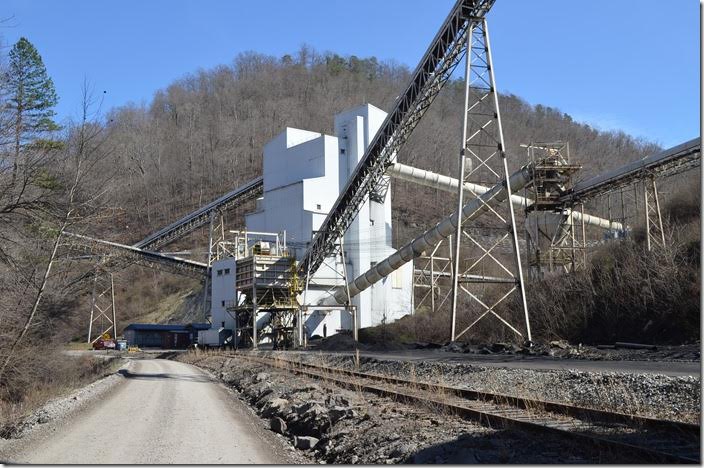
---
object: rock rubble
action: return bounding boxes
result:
[181,353,651,464]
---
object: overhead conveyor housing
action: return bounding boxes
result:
[298,0,496,278]
[324,164,534,305]
[63,232,208,278]
[386,162,623,231]
[134,176,264,251]
[560,138,700,203]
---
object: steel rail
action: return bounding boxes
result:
[134,176,263,250]
[298,0,496,277]
[233,352,699,463]
[561,138,700,203]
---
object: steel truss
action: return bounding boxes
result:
[299,0,496,279]
[134,176,263,251]
[522,142,585,279]
[643,177,666,251]
[229,253,298,350]
[449,18,530,343]
[86,268,117,344]
[561,138,700,253]
[61,232,208,278]
[562,138,700,204]
[413,238,453,315]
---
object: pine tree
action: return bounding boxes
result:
[6,37,59,179]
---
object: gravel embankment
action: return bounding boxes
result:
[180,352,660,464]
[260,351,701,424]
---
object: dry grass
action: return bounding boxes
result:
[0,351,121,429]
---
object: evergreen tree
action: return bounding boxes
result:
[6,37,59,178]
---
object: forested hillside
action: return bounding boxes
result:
[96,48,661,247]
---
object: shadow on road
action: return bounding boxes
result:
[118,369,214,383]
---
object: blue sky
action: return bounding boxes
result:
[2,0,699,147]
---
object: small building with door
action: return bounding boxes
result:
[123,323,210,349]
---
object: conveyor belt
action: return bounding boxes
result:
[134,176,263,250]
[298,0,496,277]
[63,232,208,278]
[561,138,700,203]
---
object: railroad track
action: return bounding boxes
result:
[230,351,700,463]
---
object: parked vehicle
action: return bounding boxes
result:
[93,337,116,350]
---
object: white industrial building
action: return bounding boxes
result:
[207,103,413,345]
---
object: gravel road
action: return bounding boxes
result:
[1,359,296,464]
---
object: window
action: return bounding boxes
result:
[221,321,225,328]
[224,268,230,275]
[316,204,321,210]
[340,148,346,154]
[221,300,225,306]
[217,269,223,276]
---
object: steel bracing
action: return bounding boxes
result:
[523,142,586,279]
[448,17,530,342]
[561,138,699,252]
[86,269,117,344]
[61,0,700,351]
[324,164,535,306]
[643,177,666,252]
[134,176,263,251]
[298,0,496,278]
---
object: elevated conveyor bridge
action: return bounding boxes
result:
[298,0,496,278]
[134,176,263,251]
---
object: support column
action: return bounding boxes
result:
[448,18,531,344]
[338,236,355,341]
[111,274,117,339]
[644,176,666,251]
[87,273,97,343]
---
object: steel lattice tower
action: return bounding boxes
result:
[449,18,531,343]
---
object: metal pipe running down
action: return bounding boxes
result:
[387,162,623,231]
[323,164,535,306]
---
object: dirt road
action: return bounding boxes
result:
[1,359,295,464]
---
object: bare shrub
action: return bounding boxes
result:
[0,347,118,427]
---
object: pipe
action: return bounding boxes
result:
[324,164,534,305]
[387,162,622,231]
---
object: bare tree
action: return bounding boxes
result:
[0,83,111,380]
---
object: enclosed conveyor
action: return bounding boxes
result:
[386,162,623,231]
[324,164,535,305]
